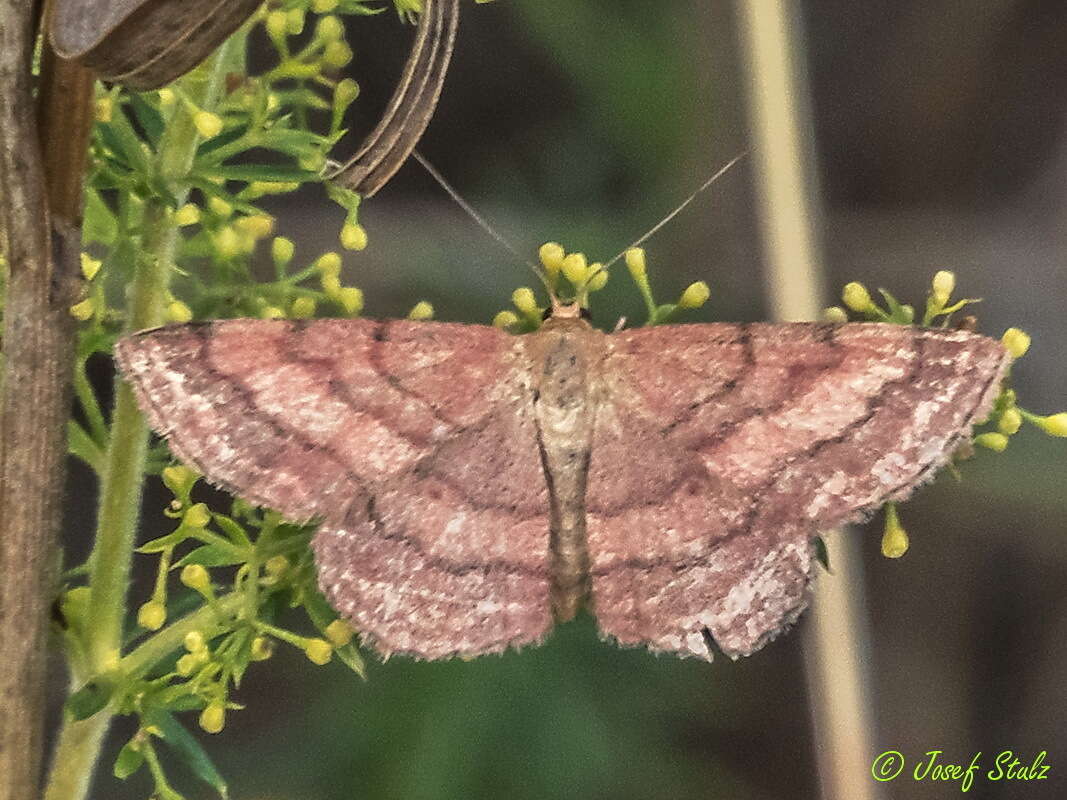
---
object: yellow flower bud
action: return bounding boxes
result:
[998,407,1022,436]
[313,0,339,11]
[272,237,295,266]
[70,298,94,321]
[290,297,316,319]
[493,310,519,329]
[624,248,646,280]
[235,214,274,240]
[511,287,538,316]
[408,301,434,321]
[208,196,233,218]
[880,505,909,559]
[214,227,240,258]
[184,631,206,653]
[538,242,565,275]
[176,653,201,676]
[320,274,342,296]
[678,281,710,310]
[158,88,176,107]
[842,282,873,313]
[194,111,223,139]
[586,266,609,292]
[94,97,113,123]
[182,503,210,529]
[340,223,368,251]
[325,619,354,647]
[316,15,344,43]
[80,253,102,281]
[931,270,955,306]
[822,306,849,324]
[165,300,193,324]
[264,555,289,579]
[162,465,197,494]
[1001,327,1031,359]
[180,564,212,595]
[304,638,333,665]
[260,306,285,320]
[316,252,342,278]
[974,432,1009,452]
[250,636,274,661]
[174,203,200,227]
[1033,412,1067,437]
[199,702,226,734]
[561,252,588,285]
[324,41,353,69]
[137,601,166,631]
[286,8,305,34]
[266,10,289,39]
[337,287,364,316]
[334,78,360,106]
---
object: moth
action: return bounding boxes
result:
[114,299,1010,661]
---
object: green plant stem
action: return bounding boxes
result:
[44,43,236,800]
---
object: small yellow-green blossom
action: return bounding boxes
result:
[931,270,955,305]
[822,306,849,324]
[587,267,609,292]
[624,247,646,280]
[321,274,342,296]
[272,236,295,265]
[162,465,197,494]
[184,631,206,653]
[341,223,368,251]
[998,407,1022,436]
[493,310,519,329]
[94,97,113,123]
[260,306,285,319]
[316,15,344,42]
[408,301,434,321]
[842,282,873,313]
[316,252,342,277]
[335,78,360,106]
[974,432,1009,452]
[199,703,226,735]
[324,41,354,69]
[511,287,538,316]
[264,555,290,579]
[208,196,233,218]
[290,297,316,318]
[539,242,565,276]
[174,203,201,227]
[176,653,202,677]
[250,636,274,661]
[325,619,354,647]
[166,300,193,324]
[182,503,211,529]
[678,281,710,310]
[1033,412,1067,437]
[236,214,275,240]
[158,88,176,107]
[70,298,94,321]
[1001,327,1031,359]
[137,601,166,631]
[80,253,102,281]
[194,111,223,139]
[304,638,333,665]
[561,252,588,285]
[881,506,909,558]
[266,10,289,39]
[312,0,339,12]
[180,564,212,595]
[286,8,305,34]
[337,287,364,316]
[214,227,240,258]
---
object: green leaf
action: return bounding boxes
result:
[194,164,319,183]
[113,738,145,780]
[211,514,252,547]
[172,544,246,568]
[68,420,105,474]
[137,528,191,553]
[128,94,165,145]
[145,709,229,799]
[65,677,116,720]
[812,536,832,574]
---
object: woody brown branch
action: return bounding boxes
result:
[0,2,92,798]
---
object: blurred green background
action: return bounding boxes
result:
[58,1,1067,798]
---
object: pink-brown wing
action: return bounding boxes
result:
[586,322,1010,660]
[115,318,553,659]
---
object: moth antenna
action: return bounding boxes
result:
[412,151,551,294]
[603,151,749,270]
